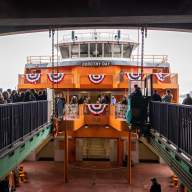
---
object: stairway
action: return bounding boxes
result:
[82,139,109,160]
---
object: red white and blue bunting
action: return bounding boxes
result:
[88,74,105,84]
[48,73,64,83]
[155,73,170,82]
[126,73,143,81]
[26,73,41,83]
[86,104,107,115]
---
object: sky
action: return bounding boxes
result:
[0,29,191,94]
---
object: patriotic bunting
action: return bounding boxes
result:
[126,73,143,81]
[86,104,107,115]
[26,73,41,83]
[155,73,170,82]
[48,73,64,83]
[88,74,105,84]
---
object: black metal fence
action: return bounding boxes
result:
[150,101,192,157]
[0,101,48,152]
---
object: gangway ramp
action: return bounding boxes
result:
[0,101,52,179]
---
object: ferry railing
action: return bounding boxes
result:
[118,73,178,87]
[18,73,74,88]
[130,55,168,65]
[152,73,178,84]
[150,101,192,157]
[0,101,48,153]
[61,31,134,43]
[27,56,61,64]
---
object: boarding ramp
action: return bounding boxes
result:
[0,101,52,179]
[149,102,192,190]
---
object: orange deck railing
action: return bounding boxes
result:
[118,73,178,89]
[84,104,110,125]
[18,73,74,89]
[61,104,127,131]
[18,72,178,90]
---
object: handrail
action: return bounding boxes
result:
[130,55,168,64]
[0,101,48,153]
[27,55,62,64]
[150,101,192,158]
[26,54,168,65]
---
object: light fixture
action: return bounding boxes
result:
[85,125,88,129]
[105,125,109,129]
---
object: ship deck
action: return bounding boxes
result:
[17,161,175,192]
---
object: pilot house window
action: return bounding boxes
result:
[113,43,122,57]
[104,43,112,57]
[80,44,88,57]
[60,46,70,58]
[123,44,132,58]
[71,44,79,58]
[90,43,97,57]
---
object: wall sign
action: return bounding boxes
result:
[81,61,111,67]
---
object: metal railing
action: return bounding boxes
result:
[0,101,48,152]
[150,101,192,157]
[130,55,168,64]
[27,56,61,65]
[61,30,134,43]
[26,54,168,65]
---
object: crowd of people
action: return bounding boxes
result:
[151,89,173,103]
[67,94,128,105]
[0,88,47,104]
[152,89,192,105]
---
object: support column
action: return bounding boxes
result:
[64,127,68,183]
[127,131,131,184]
[67,90,70,104]
[117,138,123,166]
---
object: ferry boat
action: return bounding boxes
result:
[17,30,179,175]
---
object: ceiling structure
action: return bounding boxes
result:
[1,0,192,34]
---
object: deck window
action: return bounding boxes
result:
[104,43,112,57]
[113,43,122,57]
[71,44,79,58]
[123,44,132,58]
[60,45,70,58]
[80,44,88,57]
[90,43,97,57]
[97,43,102,57]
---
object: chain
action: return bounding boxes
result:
[141,27,144,77]
[49,28,55,116]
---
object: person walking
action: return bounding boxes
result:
[150,178,161,192]
[182,93,192,105]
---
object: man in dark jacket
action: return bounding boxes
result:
[182,93,192,105]
[151,90,161,102]
[150,178,161,192]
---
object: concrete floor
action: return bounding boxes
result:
[17,161,177,192]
